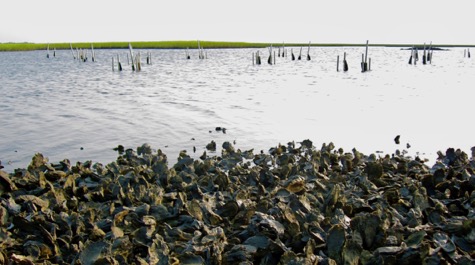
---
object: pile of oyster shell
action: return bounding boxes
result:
[0,141,473,264]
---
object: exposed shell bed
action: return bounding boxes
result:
[0,141,474,264]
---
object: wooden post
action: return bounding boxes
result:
[422,43,427,65]
[274,51,276,65]
[46,44,50,58]
[136,52,142,71]
[53,48,56,57]
[112,57,114,71]
[91,43,95,62]
[369,58,371,71]
[307,42,311,60]
[291,49,295,60]
[427,41,432,62]
[117,54,122,71]
[363,40,369,72]
[298,47,302,60]
[469,48,471,58]
[252,52,255,65]
[337,55,339,72]
[361,53,365,72]
[129,43,135,71]
[70,43,75,60]
[267,45,272,65]
[343,52,348,72]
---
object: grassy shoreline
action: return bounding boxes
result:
[1,40,475,51]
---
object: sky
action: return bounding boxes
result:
[1,0,473,45]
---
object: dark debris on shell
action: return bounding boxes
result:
[0,142,474,264]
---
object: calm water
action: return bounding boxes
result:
[1,47,474,172]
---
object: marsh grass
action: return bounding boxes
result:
[0,41,271,51]
[1,41,474,51]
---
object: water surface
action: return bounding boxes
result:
[1,47,474,171]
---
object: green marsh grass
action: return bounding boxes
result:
[1,41,474,51]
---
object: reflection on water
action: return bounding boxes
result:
[1,47,474,171]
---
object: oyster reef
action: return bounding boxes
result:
[0,141,474,264]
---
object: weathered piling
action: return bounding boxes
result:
[70,43,75,60]
[91,43,95,62]
[146,52,152,65]
[343,52,348,72]
[273,51,276,65]
[362,40,369,72]
[469,48,471,58]
[337,55,339,72]
[136,52,142,71]
[427,41,432,63]
[186,48,191,59]
[361,54,365,72]
[46,44,50,58]
[256,51,261,65]
[267,48,272,65]
[129,43,135,71]
[306,42,311,60]
[291,49,295,60]
[252,52,255,65]
[198,40,205,59]
[117,54,122,71]
[422,43,427,65]
[112,57,114,71]
[298,47,302,60]
[53,48,56,57]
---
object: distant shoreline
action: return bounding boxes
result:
[1,40,475,51]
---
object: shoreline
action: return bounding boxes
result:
[1,40,475,51]
[0,141,474,263]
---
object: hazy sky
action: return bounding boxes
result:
[1,0,472,44]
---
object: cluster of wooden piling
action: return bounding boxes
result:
[46,43,96,62]
[336,52,349,72]
[251,40,373,74]
[112,43,145,72]
[66,43,96,62]
[360,40,371,72]
[183,41,208,60]
[408,42,433,65]
[197,41,207,60]
[46,44,56,59]
[464,48,471,58]
[252,41,313,65]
